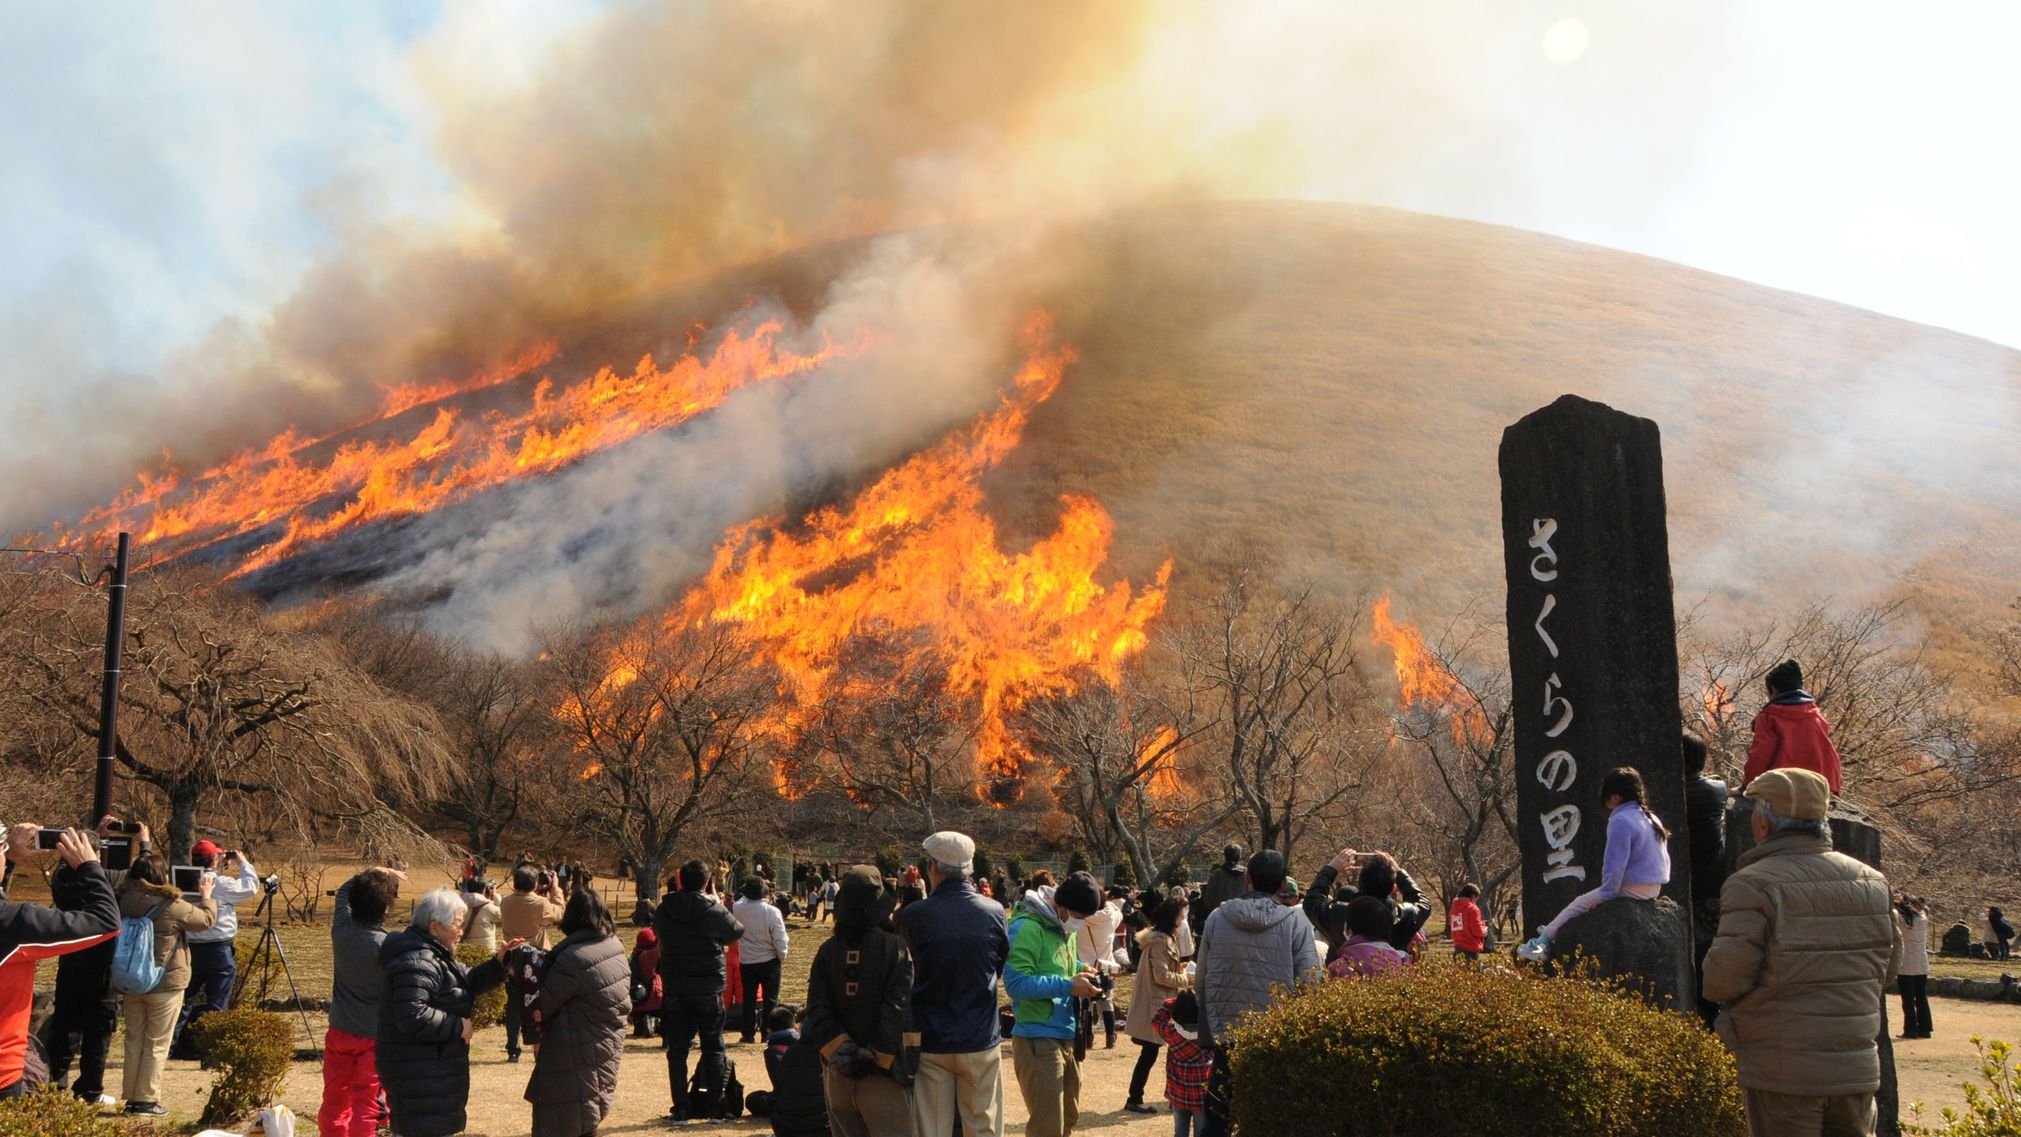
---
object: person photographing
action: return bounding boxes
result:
[171,838,260,1059]
[0,823,121,1101]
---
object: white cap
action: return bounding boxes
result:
[922,831,976,874]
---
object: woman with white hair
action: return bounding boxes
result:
[376,887,519,1137]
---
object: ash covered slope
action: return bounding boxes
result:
[990,201,2021,628]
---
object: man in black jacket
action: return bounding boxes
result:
[654,859,744,1124]
[1192,844,1247,936]
[1302,848,1430,957]
[0,824,120,1100]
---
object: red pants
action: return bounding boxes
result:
[319,1028,381,1137]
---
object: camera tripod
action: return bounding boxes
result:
[241,881,320,1056]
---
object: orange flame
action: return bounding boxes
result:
[1370,593,1488,746]
[579,762,603,780]
[1141,725,1183,799]
[1701,678,1733,727]
[660,313,1171,786]
[47,323,865,574]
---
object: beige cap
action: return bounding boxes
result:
[922,831,975,874]
[1745,767,1832,821]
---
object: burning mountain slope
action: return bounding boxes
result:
[34,201,2021,668]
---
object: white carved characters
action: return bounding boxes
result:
[1529,517,1584,883]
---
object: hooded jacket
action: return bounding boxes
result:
[526,929,631,1137]
[630,927,662,1013]
[0,861,119,1092]
[1195,892,1320,1043]
[652,889,744,997]
[115,878,217,993]
[805,869,913,1068]
[1702,829,1899,1096]
[1743,692,1844,793]
[374,925,507,1137]
[1004,890,1079,1041]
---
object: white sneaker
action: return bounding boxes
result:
[90,1095,117,1107]
[1516,933,1552,963]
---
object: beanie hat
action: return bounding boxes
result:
[1745,767,1831,821]
[1766,659,1804,693]
[1054,872,1102,919]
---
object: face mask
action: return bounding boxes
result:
[1062,917,1087,934]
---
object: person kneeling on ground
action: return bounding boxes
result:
[807,866,917,1137]
[749,1005,828,1137]
[1007,872,1106,1137]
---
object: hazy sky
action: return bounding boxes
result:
[2,0,2017,510]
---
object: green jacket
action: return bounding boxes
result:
[1004,891,1077,1041]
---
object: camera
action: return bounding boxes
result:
[37,827,66,851]
[103,819,141,835]
[261,874,281,894]
[1095,973,1115,996]
[101,835,134,872]
[172,865,204,893]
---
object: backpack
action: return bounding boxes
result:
[111,898,173,996]
[687,1056,745,1119]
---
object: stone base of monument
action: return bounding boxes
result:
[1546,896,1697,1012]
[1723,798,1899,1137]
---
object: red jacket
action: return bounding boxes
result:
[1447,897,1486,954]
[0,862,120,1091]
[1744,697,1844,794]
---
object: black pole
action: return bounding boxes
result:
[91,532,130,827]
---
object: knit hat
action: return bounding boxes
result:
[1766,659,1804,693]
[1054,872,1102,919]
[1745,767,1831,821]
[922,831,975,875]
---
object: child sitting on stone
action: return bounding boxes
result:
[1742,658,1844,793]
[1328,896,1411,979]
[1518,766,1672,963]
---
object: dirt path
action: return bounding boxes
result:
[132,994,2021,1135]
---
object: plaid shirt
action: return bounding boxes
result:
[1152,1001,1214,1112]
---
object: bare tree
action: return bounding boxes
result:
[0,564,452,860]
[427,651,549,871]
[795,630,977,836]
[1175,568,1383,864]
[542,617,774,910]
[1372,598,1521,925]
[1021,662,1232,889]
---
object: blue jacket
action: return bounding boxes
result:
[1004,891,1077,1041]
[897,877,1008,1054]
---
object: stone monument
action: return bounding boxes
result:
[1500,395,1694,1004]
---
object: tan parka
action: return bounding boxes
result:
[1702,829,1900,1097]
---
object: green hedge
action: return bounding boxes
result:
[1227,960,1744,1137]
[0,1088,174,1137]
[458,942,508,1029]
[190,1009,294,1127]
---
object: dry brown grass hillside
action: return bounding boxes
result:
[221,201,2020,665]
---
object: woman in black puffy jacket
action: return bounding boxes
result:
[376,888,510,1137]
[527,890,632,1137]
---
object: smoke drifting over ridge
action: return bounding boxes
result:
[11,1,1760,533]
